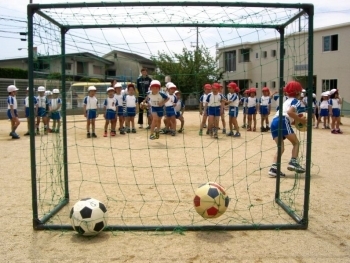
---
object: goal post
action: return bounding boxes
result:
[27,1,314,231]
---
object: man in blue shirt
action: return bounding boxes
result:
[136,68,152,128]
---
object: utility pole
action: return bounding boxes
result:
[190,27,199,52]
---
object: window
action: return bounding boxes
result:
[255,52,259,59]
[323,34,338,52]
[271,50,276,57]
[65,63,72,70]
[239,48,250,62]
[77,61,85,74]
[255,82,259,88]
[224,51,236,71]
[322,79,337,91]
[271,81,276,88]
[106,70,116,76]
[93,65,103,75]
[261,51,267,58]
[261,82,267,88]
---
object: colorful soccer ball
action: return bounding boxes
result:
[193,182,229,218]
[295,113,307,132]
[70,198,108,236]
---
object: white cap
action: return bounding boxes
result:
[45,90,52,96]
[107,87,115,92]
[312,93,316,98]
[329,89,337,95]
[52,89,60,94]
[150,80,161,88]
[114,83,122,88]
[88,86,97,91]
[321,91,330,96]
[165,82,174,89]
[167,83,177,89]
[37,86,46,92]
[7,85,18,92]
[174,90,180,94]
[302,89,306,93]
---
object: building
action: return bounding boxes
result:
[217,22,350,102]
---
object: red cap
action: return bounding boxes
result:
[249,87,257,93]
[227,82,237,89]
[212,83,221,89]
[128,83,135,88]
[285,81,302,97]
[204,84,212,90]
[262,87,269,92]
[234,87,240,93]
[244,89,250,94]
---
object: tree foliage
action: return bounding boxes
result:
[151,47,223,94]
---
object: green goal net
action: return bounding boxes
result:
[28,2,315,232]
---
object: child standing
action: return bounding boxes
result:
[199,84,211,135]
[7,85,20,139]
[103,87,117,137]
[259,87,272,132]
[24,87,38,136]
[45,90,53,133]
[226,82,241,137]
[83,86,98,138]
[246,88,258,131]
[271,88,288,111]
[164,82,178,136]
[124,84,138,133]
[303,93,317,126]
[218,84,227,134]
[268,81,306,177]
[240,89,249,128]
[174,90,185,133]
[144,80,169,140]
[49,89,62,133]
[329,89,342,134]
[204,83,225,139]
[114,83,125,134]
[315,92,330,129]
[36,86,49,135]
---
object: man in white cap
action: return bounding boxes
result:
[7,85,20,139]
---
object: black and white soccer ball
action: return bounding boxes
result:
[193,182,230,218]
[69,198,108,236]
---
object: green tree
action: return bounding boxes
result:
[151,47,223,95]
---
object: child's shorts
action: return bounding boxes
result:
[151,106,164,117]
[126,107,136,117]
[105,109,116,120]
[259,105,269,115]
[165,106,176,117]
[247,106,256,115]
[319,108,329,117]
[86,109,97,119]
[37,107,46,117]
[243,106,248,114]
[51,111,61,120]
[117,106,124,116]
[270,116,294,139]
[208,106,221,117]
[7,109,18,119]
[332,108,340,117]
[175,111,181,119]
[228,106,238,117]
[25,107,30,118]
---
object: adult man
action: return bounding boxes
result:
[136,68,152,128]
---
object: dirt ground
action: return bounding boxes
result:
[0,111,349,262]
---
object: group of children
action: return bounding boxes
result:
[84,81,185,140]
[6,85,62,139]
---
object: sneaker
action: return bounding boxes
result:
[287,160,305,173]
[261,127,266,132]
[206,129,210,135]
[87,132,91,138]
[268,167,286,177]
[247,128,252,131]
[337,129,343,134]
[203,124,207,128]
[120,129,125,135]
[126,128,131,133]
[199,130,203,136]
[227,131,234,136]
[266,126,270,131]
[159,128,168,134]
[252,127,256,132]
[233,132,241,137]
[149,134,156,140]
[110,131,116,136]
[24,131,30,136]
[155,131,160,139]
[131,128,136,133]
[213,128,218,139]
[103,131,107,137]
[222,128,226,134]
[331,129,338,134]
[146,125,150,130]
[241,124,246,129]
[11,132,20,139]
[139,125,143,129]
[178,128,184,133]
[171,131,176,136]
[92,133,97,138]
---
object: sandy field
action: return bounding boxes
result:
[1,110,350,263]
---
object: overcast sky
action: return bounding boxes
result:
[0,0,350,60]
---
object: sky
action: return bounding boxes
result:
[0,0,350,60]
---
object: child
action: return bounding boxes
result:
[271,88,288,111]
[329,89,342,134]
[7,85,20,139]
[302,93,317,125]
[226,82,241,137]
[144,80,169,140]
[246,87,258,131]
[163,82,178,136]
[124,84,138,133]
[83,86,98,138]
[49,89,62,133]
[199,84,211,135]
[240,89,249,128]
[24,87,38,136]
[45,90,53,133]
[36,86,49,135]
[103,87,117,137]
[315,92,330,129]
[218,84,227,134]
[174,90,185,133]
[204,83,225,139]
[114,83,125,134]
[259,87,272,132]
[268,81,307,177]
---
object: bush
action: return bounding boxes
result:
[0,68,28,79]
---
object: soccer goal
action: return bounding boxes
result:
[27,2,314,231]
